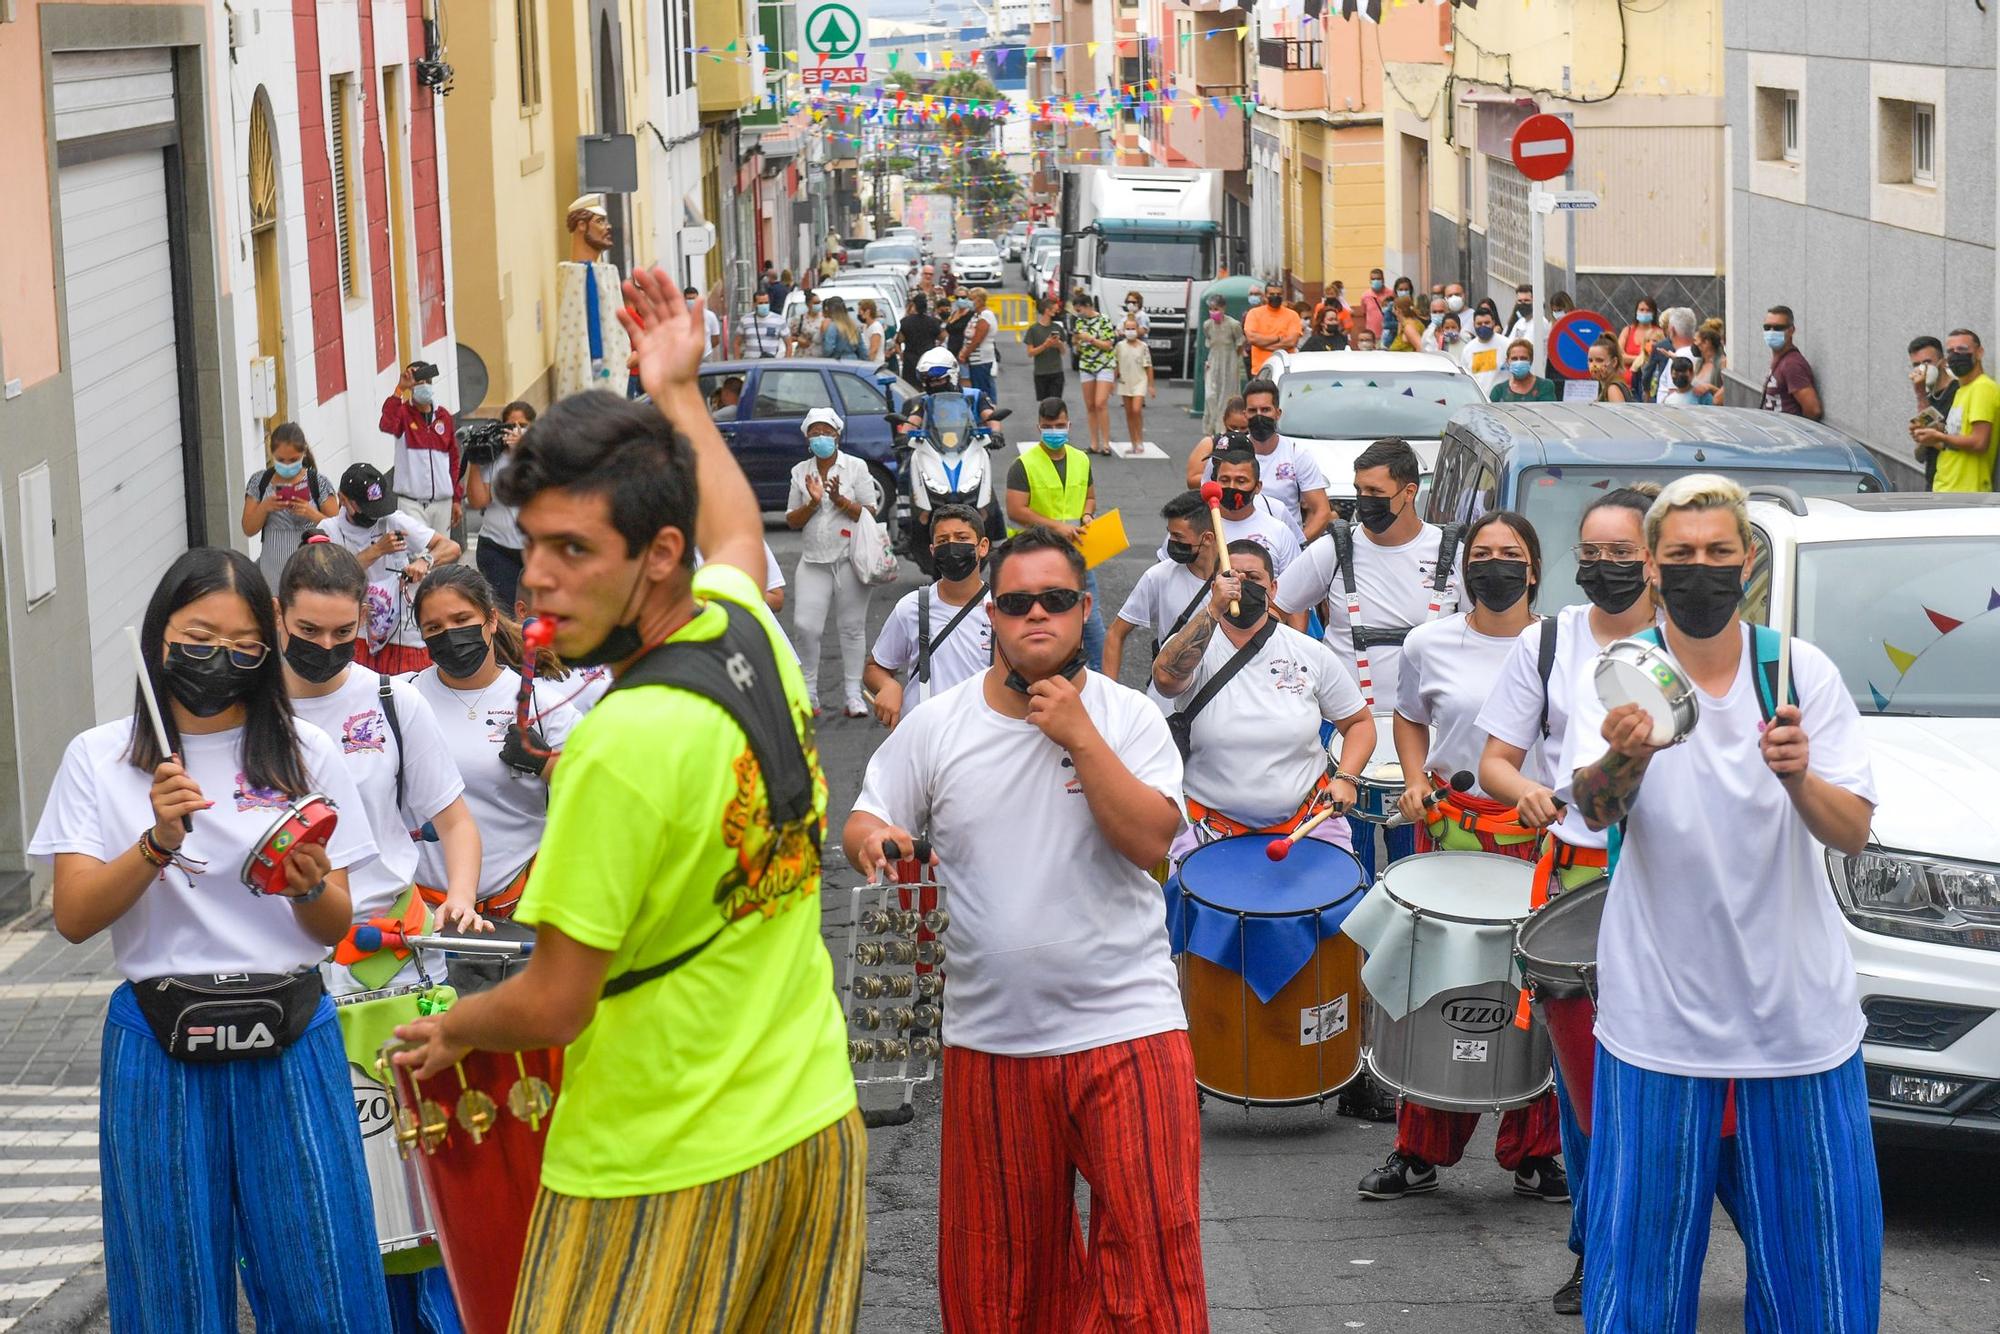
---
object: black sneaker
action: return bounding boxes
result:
[1357,1151,1438,1200]
[1552,1256,1584,1316]
[1514,1156,1571,1202]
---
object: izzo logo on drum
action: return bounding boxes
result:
[350,1063,394,1139]
[1440,996,1512,1034]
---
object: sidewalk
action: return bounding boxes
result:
[0,915,117,1332]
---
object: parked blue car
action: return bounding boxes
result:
[1424,404,1889,609]
[696,359,918,512]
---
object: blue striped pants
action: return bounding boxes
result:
[1582,1044,1881,1333]
[99,986,391,1333]
[1553,1059,1589,1259]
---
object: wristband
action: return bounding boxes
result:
[137,829,172,869]
[1331,771,1362,787]
[288,879,329,904]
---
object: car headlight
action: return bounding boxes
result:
[1827,847,2000,950]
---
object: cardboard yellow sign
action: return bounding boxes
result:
[1075,508,1130,570]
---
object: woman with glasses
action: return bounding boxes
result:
[466,399,535,611]
[30,547,387,1331]
[1356,511,1568,1207]
[1469,484,1660,1315]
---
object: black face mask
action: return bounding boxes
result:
[1001,642,1087,694]
[1515,302,1533,321]
[1948,352,1977,378]
[1576,559,1648,614]
[1246,415,1278,443]
[1464,559,1530,612]
[425,625,492,678]
[163,644,261,718]
[1165,539,1202,566]
[1220,487,1252,512]
[1355,494,1401,535]
[1656,563,1743,640]
[283,634,356,685]
[1221,578,1269,630]
[933,542,981,582]
[1265,294,1283,308]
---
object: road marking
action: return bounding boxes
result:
[2,1160,96,1176]
[0,981,118,1001]
[0,1087,95,1100]
[0,1104,95,1121]
[0,1187,99,1206]
[0,1131,96,1149]
[0,932,44,974]
[0,1218,99,1237]
[0,1280,62,1303]
[0,1245,100,1272]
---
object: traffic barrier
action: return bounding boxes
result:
[993,293,1036,333]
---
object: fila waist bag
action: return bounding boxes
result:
[133,969,324,1063]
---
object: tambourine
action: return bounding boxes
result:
[1594,637,1698,747]
[241,794,340,896]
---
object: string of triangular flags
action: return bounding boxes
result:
[679,27,1255,73]
[1870,592,1999,711]
[794,82,1259,126]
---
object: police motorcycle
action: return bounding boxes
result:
[882,349,1011,571]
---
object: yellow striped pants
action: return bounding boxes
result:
[509,1108,867,1332]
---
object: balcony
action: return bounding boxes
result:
[696,0,755,113]
[1256,37,1323,113]
[1161,82,1246,170]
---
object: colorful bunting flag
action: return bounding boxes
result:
[1883,643,1918,675]
[1924,607,1963,634]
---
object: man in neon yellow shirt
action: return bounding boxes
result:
[1006,397,1106,667]
[1914,328,1998,493]
[394,270,862,1329]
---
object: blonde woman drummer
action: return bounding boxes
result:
[1358,510,1566,1204]
[1470,484,1659,1317]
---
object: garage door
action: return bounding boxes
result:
[54,49,191,722]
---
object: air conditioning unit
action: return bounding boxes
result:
[249,356,277,419]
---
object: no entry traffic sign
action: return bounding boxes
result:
[1548,309,1611,380]
[1511,114,1574,183]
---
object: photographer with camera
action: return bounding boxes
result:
[466,401,535,609]
[381,359,463,536]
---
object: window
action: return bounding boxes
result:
[516,0,541,111]
[1870,68,1944,232]
[751,370,835,419]
[1912,104,1935,183]
[1877,96,1939,190]
[1782,90,1800,162]
[329,74,359,298]
[835,372,888,417]
[1753,84,1801,166]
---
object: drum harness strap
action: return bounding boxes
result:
[378,674,407,814]
[916,582,985,685]
[1186,770,1336,841]
[1328,520,1460,707]
[596,600,820,1001]
[1165,619,1277,760]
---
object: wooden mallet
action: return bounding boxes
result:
[1266,801,1345,861]
[1198,480,1237,617]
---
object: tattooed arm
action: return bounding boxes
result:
[1573,702,1665,831]
[1153,572,1240,699]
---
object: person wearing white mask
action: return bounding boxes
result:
[785,406,881,716]
[380,359,462,538]
[737,287,788,359]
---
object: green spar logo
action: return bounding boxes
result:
[805,1,863,59]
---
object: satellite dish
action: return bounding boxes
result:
[456,343,490,415]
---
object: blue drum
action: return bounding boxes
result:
[1166,835,1368,1106]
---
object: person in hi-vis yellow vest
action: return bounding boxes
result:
[1004,398,1107,668]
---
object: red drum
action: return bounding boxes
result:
[1514,878,1735,1136]
[391,1048,563,1334]
[239,794,339,896]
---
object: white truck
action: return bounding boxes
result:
[1060,166,1225,377]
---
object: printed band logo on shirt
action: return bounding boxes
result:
[342,710,387,754]
[234,776,291,813]
[1266,658,1310,696]
[1059,754,1083,795]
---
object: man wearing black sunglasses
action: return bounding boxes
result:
[1758,305,1821,420]
[846,526,1204,1328]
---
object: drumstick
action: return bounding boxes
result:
[1775,630,1792,722]
[127,626,192,833]
[1266,801,1345,861]
[1198,480,1237,617]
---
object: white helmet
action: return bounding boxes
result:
[917,348,959,385]
[802,406,844,437]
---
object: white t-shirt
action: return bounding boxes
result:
[869,584,994,711]
[30,718,379,981]
[787,454,880,564]
[1395,613,1536,799]
[1250,438,1326,540]
[1457,332,1505,394]
[1275,522,1458,710]
[1475,602,1611,849]
[910,444,994,514]
[1175,623,1364,828]
[289,669,466,921]
[410,666,580,902]
[852,672,1187,1057]
[1184,507,1302,578]
[701,307,724,359]
[1116,558,1212,643]
[315,512,437,649]
[1566,627,1874,1078]
[862,319,887,362]
[965,309,1001,365]
[477,451,524,551]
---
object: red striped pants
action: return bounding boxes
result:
[1394,813,1563,1169]
[940,1031,1208,1333]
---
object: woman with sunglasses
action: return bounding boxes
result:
[31,547,386,1331]
[1468,485,1660,1315]
[410,564,579,921]
[1355,511,1567,1207]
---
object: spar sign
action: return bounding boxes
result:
[801,0,870,87]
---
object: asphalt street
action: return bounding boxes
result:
[3,307,1997,1331]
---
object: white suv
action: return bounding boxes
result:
[1747,492,2000,1146]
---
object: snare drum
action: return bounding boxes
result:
[241,794,339,896]
[1349,725,1406,826]
[1167,835,1368,1105]
[1514,878,1736,1136]
[1344,851,1553,1113]
[1595,636,1698,747]
[334,982,445,1265]
[393,1046,563,1334]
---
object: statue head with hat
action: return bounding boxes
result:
[567,193,612,261]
